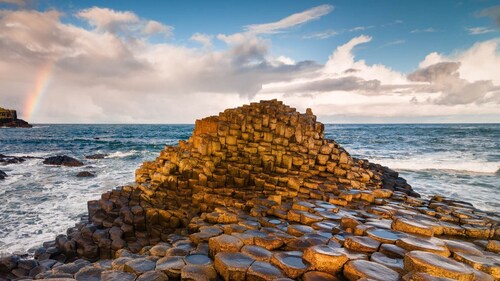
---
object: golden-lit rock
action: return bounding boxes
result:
[404,250,475,281]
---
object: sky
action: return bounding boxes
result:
[0,0,499,123]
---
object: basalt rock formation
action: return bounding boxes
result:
[1,100,499,281]
[81,100,412,256]
[0,107,32,128]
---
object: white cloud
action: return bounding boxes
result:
[190,32,213,48]
[466,27,495,35]
[381,40,406,47]
[349,26,375,32]
[303,29,337,39]
[77,7,173,37]
[142,20,173,36]
[0,6,498,123]
[245,4,333,34]
[410,28,437,33]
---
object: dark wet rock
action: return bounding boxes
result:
[0,154,26,164]
[135,270,169,281]
[181,264,217,281]
[156,256,185,278]
[43,156,83,167]
[85,154,108,160]
[111,257,132,270]
[302,271,338,281]
[343,260,400,281]
[149,243,171,257]
[184,253,213,266]
[246,261,284,281]
[101,270,136,281]
[74,266,105,281]
[0,255,19,273]
[52,260,90,275]
[404,250,475,280]
[214,252,255,281]
[0,170,7,179]
[123,257,156,275]
[76,171,95,177]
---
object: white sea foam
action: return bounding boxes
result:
[377,158,499,174]
[107,150,139,158]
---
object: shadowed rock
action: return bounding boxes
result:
[43,156,84,167]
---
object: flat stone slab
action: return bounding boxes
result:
[181,264,217,281]
[241,245,273,262]
[366,228,407,244]
[344,236,381,253]
[343,260,400,281]
[370,252,404,274]
[396,236,451,257]
[74,266,104,281]
[208,234,244,257]
[123,258,156,275]
[184,253,213,266]
[156,256,186,278]
[246,261,285,281]
[271,252,310,279]
[135,270,169,281]
[404,250,475,281]
[302,271,338,281]
[392,218,434,236]
[214,252,255,281]
[101,270,136,281]
[303,244,348,274]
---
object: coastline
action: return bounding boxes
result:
[1,101,499,280]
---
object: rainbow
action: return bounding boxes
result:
[23,61,54,122]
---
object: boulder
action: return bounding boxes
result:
[76,171,95,177]
[43,156,84,167]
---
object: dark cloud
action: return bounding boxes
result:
[408,62,496,105]
[407,62,460,82]
[477,6,500,27]
[265,76,382,94]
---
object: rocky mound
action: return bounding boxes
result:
[1,100,498,281]
[0,107,32,128]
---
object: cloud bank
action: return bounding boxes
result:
[0,5,499,123]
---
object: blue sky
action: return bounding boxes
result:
[0,0,499,123]
[30,0,499,72]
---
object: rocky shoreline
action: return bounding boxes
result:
[0,100,498,281]
[0,108,31,128]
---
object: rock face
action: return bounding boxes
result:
[0,107,32,128]
[2,100,499,281]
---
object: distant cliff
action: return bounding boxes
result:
[0,107,32,128]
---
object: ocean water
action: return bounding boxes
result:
[0,124,499,254]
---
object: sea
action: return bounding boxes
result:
[0,124,499,255]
